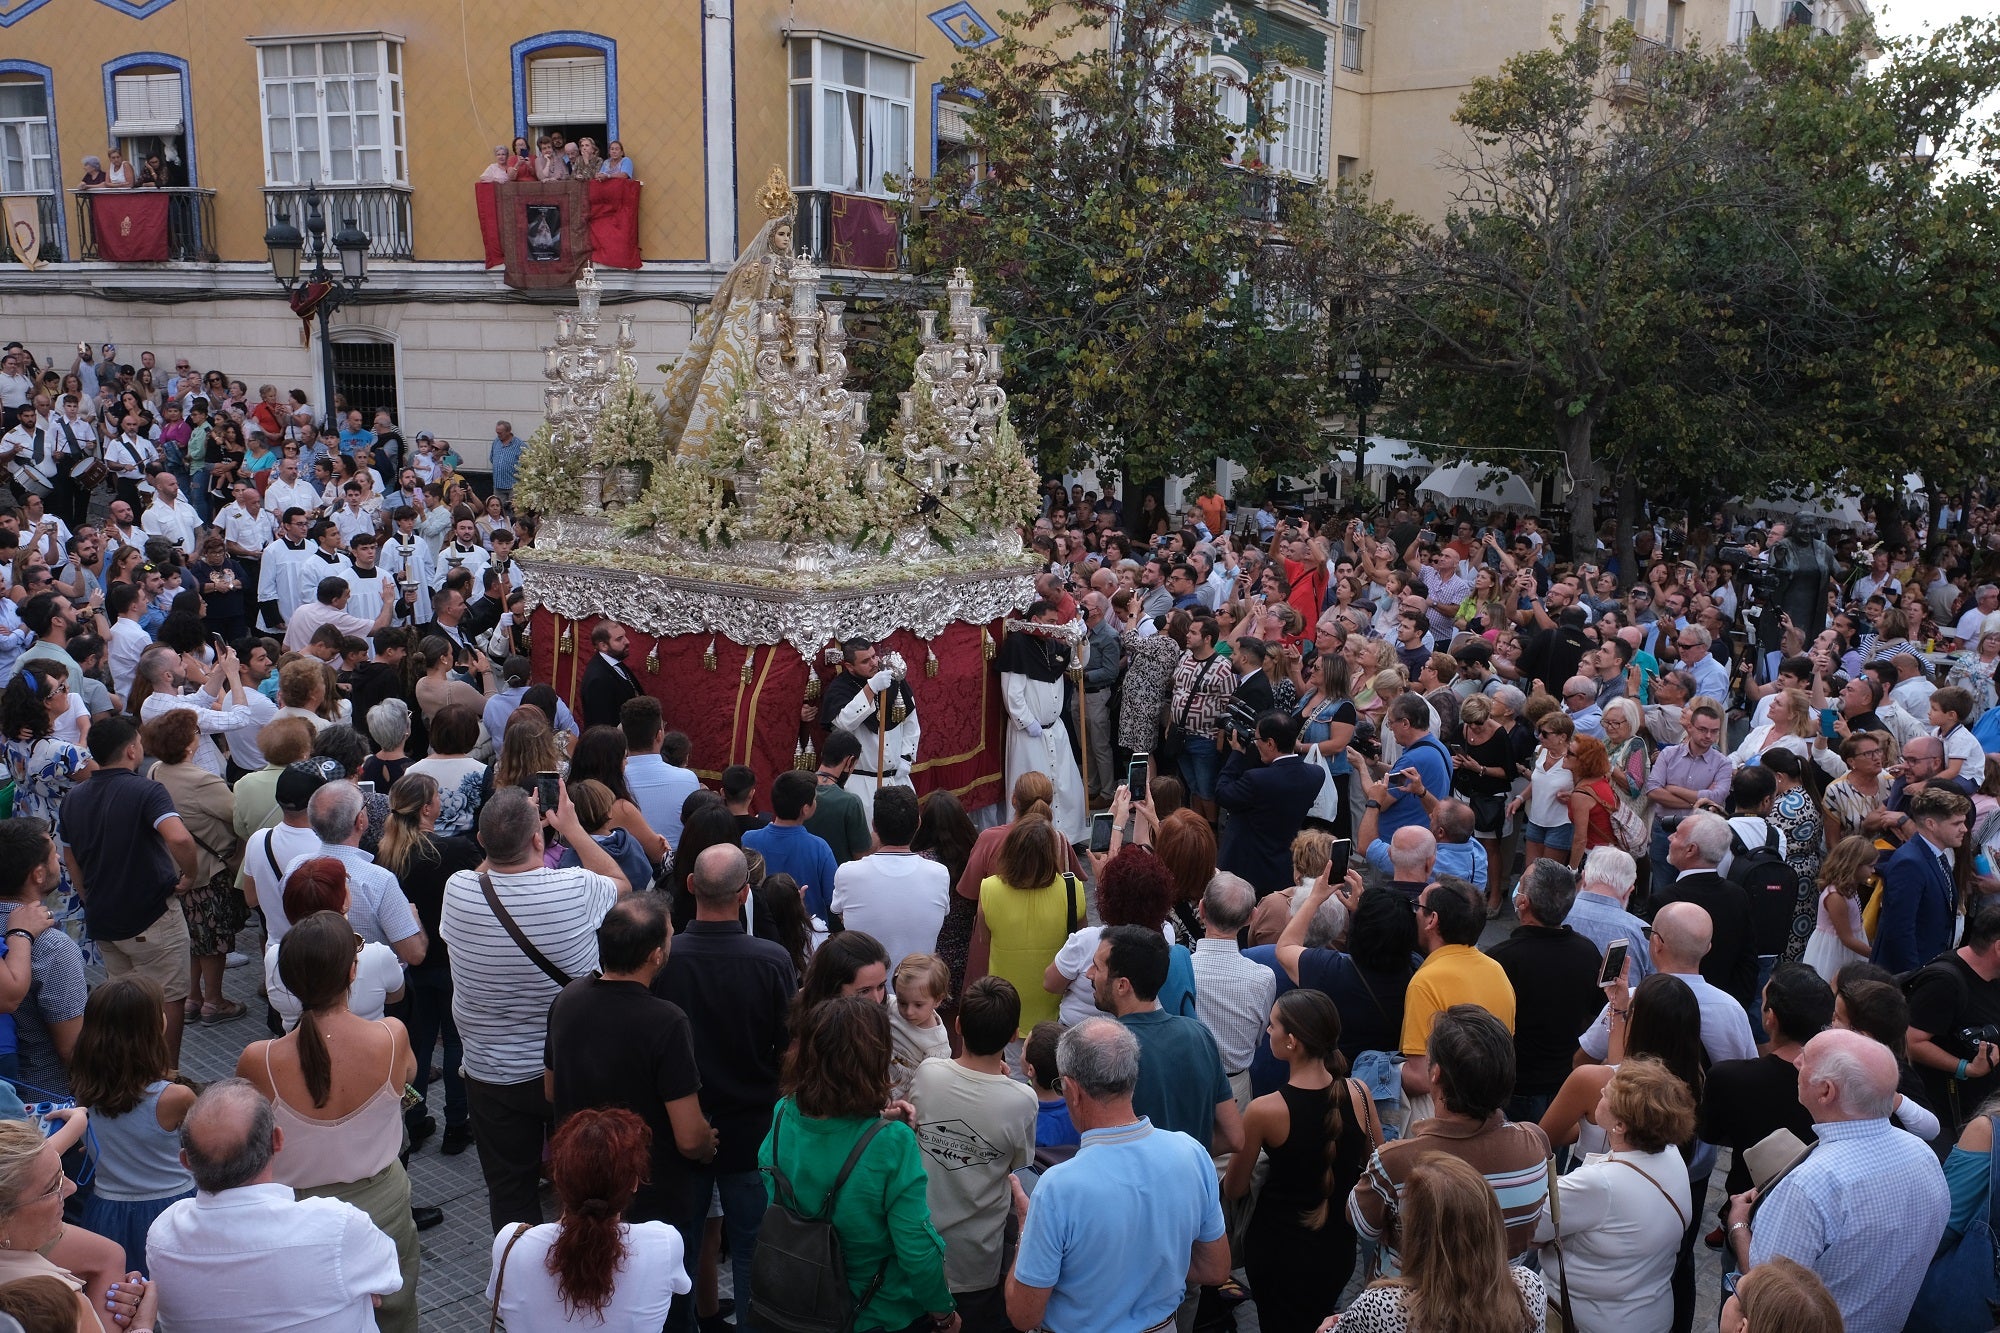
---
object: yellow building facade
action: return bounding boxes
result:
[0,0,1865,471]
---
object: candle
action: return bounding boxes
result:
[617,314,634,344]
[544,346,561,377]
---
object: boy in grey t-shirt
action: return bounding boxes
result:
[909,976,1038,1328]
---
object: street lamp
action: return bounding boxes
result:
[264,181,370,434]
[1341,351,1381,493]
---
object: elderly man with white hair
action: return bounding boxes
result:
[1191,872,1275,1105]
[1577,900,1757,1065]
[1563,847,1655,983]
[1562,674,1606,739]
[1722,1029,1948,1333]
[1651,810,1760,1016]
[1951,583,2000,646]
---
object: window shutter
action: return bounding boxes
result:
[936,99,973,145]
[111,72,183,136]
[527,57,607,126]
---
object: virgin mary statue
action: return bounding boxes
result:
[657,168,799,459]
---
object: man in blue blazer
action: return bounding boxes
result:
[1872,786,1973,973]
[1215,710,1326,898]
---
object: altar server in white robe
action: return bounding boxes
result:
[817,638,921,825]
[999,601,1087,845]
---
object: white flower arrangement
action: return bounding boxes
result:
[512,421,585,516]
[747,415,867,545]
[961,418,1041,533]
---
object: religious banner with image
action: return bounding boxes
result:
[1,197,43,270]
[483,179,590,290]
[90,191,170,262]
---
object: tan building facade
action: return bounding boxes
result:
[0,0,1865,470]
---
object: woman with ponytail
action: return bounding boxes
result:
[1222,989,1377,1333]
[485,1106,691,1328]
[237,907,421,1332]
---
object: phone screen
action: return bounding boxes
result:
[535,771,561,814]
[1089,812,1115,855]
[1127,754,1149,798]
[1326,838,1351,883]
[356,780,376,797]
[1599,939,1631,988]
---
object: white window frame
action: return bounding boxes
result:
[1266,67,1326,183]
[0,80,55,195]
[253,34,407,187]
[787,35,916,197]
[525,55,606,129]
[1206,54,1250,160]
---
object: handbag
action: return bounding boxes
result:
[1543,1155,1578,1333]
[489,1222,532,1333]
[1158,655,1221,762]
[1301,744,1342,823]
[1905,1113,2000,1331]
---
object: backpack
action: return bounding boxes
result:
[1728,822,1800,957]
[749,1110,891,1333]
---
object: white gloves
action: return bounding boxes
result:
[869,669,893,693]
[1022,719,1044,738]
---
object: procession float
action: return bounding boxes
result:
[514,170,1046,806]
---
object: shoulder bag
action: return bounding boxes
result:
[479,871,573,987]
[1158,655,1220,762]
[1544,1155,1578,1333]
[488,1222,532,1333]
[1906,1112,2000,1331]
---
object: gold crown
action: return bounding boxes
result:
[758,166,797,220]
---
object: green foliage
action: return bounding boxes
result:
[911,0,1329,485]
[1306,13,2000,554]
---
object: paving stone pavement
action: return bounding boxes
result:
[153,912,1722,1332]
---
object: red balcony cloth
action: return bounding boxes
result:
[531,611,1005,809]
[475,181,504,269]
[587,177,641,269]
[830,193,899,272]
[91,192,169,262]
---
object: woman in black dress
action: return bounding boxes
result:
[1222,989,1376,1333]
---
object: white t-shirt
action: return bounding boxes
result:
[267,938,403,1028]
[241,823,324,933]
[486,1220,689,1331]
[907,1058,1038,1292]
[1938,724,1985,775]
[829,851,951,983]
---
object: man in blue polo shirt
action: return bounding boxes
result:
[1006,1018,1229,1333]
[1371,693,1452,840]
[743,769,842,925]
[1088,925,1241,1156]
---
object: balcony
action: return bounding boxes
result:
[263,184,414,261]
[0,195,63,264]
[1341,25,1364,73]
[794,188,909,272]
[1609,36,1667,103]
[69,188,217,262]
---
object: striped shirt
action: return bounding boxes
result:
[1349,1113,1550,1275]
[440,865,620,1084]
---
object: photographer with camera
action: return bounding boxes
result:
[1215,711,1324,898]
[1905,898,2000,1144]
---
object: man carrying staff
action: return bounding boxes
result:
[1000,600,1087,845]
[817,637,921,824]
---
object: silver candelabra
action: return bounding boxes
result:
[542,263,637,514]
[896,266,1006,498]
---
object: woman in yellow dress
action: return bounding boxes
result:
[966,812,1079,1032]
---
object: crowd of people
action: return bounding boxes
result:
[0,332,1996,1331]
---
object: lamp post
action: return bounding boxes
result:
[263,182,371,435]
[1341,351,1381,494]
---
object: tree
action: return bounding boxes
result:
[1313,19,1865,569]
[911,0,1328,491]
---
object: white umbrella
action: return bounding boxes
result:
[1416,462,1539,514]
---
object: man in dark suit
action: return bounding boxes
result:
[1650,809,1759,1011]
[1873,786,1973,973]
[1229,638,1276,718]
[1215,710,1324,898]
[580,621,644,730]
